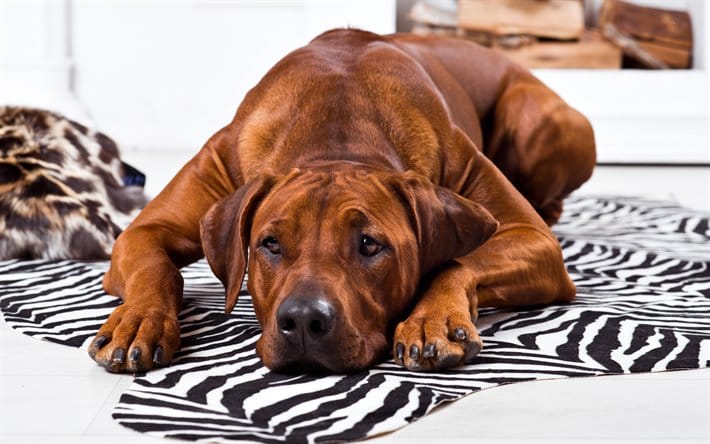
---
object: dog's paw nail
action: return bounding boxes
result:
[88,336,107,358]
[464,341,482,361]
[90,335,107,353]
[395,343,404,360]
[153,346,164,365]
[423,343,436,358]
[409,345,420,360]
[129,348,141,363]
[453,328,467,341]
[112,348,125,364]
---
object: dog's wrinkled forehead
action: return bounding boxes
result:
[248,167,405,240]
[261,167,395,214]
[280,167,379,187]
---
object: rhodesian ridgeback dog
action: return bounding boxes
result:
[89,29,595,373]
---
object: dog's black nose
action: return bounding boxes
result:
[277,296,336,343]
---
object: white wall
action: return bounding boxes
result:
[70,0,396,152]
[0,0,395,149]
[0,0,88,119]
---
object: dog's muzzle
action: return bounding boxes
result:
[277,295,336,346]
[270,289,345,372]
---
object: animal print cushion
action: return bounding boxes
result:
[0,106,147,260]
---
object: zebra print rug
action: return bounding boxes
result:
[0,195,708,443]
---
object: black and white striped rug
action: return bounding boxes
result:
[1,195,708,443]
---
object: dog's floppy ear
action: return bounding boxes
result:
[200,175,276,314]
[390,171,499,274]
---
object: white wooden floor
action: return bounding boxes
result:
[1,124,709,443]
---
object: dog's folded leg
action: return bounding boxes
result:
[393,262,483,371]
[89,228,189,373]
[89,127,237,373]
[393,223,575,371]
[486,74,596,225]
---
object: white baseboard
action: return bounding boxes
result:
[535,69,710,164]
[534,69,709,118]
[577,165,710,210]
[591,115,709,164]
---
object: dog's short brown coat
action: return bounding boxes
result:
[90,29,595,373]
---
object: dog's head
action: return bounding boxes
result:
[200,165,497,372]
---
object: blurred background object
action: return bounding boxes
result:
[402,0,698,69]
[599,0,692,68]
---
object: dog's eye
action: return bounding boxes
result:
[261,236,281,255]
[359,235,382,257]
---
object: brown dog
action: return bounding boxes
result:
[89,29,595,373]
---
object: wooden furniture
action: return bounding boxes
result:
[496,29,621,69]
[599,0,692,68]
[457,0,585,40]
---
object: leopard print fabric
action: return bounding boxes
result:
[0,106,147,260]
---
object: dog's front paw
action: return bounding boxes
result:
[88,305,180,373]
[393,309,482,371]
